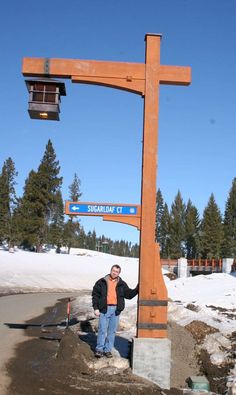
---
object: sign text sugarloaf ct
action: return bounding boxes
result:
[66,202,139,216]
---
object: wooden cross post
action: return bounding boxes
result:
[22,33,191,339]
[137,34,191,338]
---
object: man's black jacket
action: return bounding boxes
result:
[92,276,138,315]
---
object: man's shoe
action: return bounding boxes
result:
[95,351,104,358]
[104,352,113,358]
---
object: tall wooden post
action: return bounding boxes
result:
[137,34,168,338]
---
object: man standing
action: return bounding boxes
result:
[92,264,138,358]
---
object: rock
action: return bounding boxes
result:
[88,354,130,373]
[186,304,200,312]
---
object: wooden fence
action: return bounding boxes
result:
[160,258,236,273]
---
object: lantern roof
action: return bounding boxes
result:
[25,78,66,96]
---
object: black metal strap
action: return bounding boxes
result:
[44,58,50,75]
[139,300,168,306]
[138,323,167,330]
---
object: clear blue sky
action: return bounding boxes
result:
[1,0,236,244]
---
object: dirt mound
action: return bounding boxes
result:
[168,321,200,388]
[56,328,92,374]
[185,320,219,344]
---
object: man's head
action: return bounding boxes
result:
[110,264,121,280]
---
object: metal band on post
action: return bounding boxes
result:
[44,58,50,76]
[137,323,167,330]
[139,300,168,306]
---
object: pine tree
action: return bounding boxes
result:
[130,243,139,258]
[18,140,63,252]
[200,193,223,259]
[222,178,236,257]
[92,230,97,250]
[0,158,18,248]
[68,173,82,201]
[11,199,23,247]
[17,170,46,251]
[114,240,125,256]
[76,227,86,248]
[169,191,186,258]
[155,189,164,243]
[86,231,96,250]
[47,190,64,252]
[185,199,201,259]
[37,139,63,224]
[84,230,97,251]
[64,173,82,253]
[63,220,80,253]
[0,164,9,244]
[159,203,171,258]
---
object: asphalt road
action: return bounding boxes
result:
[0,292,76,395]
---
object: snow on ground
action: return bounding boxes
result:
[0,246,235,381]
[167,273,236,335]
[168,273,236,310]
[0,246,235,334]
[0,247,235,311]
[0,247,139,291]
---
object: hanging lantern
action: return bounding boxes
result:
[25,79,66,121]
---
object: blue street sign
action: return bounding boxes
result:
[68,203,138,216]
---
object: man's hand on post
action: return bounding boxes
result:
[94,309,100,317]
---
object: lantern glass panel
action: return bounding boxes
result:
[35,83,44,90]
[46,85,56,92]
[33,91,43,101]
[45,92,57,103]
[45,85,57,103]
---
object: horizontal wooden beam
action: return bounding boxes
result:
[22,58,145,80]
[22,58,191,90]
[159,65,191,86]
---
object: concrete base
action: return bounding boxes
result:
[131,338,171,389]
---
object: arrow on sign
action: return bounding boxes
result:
[71,206,80,211]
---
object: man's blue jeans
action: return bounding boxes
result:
[96,305,119,353]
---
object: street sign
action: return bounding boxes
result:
[65,201,139,216]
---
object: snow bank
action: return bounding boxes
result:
[0,248,139,290]
[0,248,235,312]
[168,273,236,309]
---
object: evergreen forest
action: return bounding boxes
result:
[1,140,236,259]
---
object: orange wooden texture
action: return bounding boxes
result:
[137,36,168,337]
[103,215,140,230]
[22,57,190,97]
